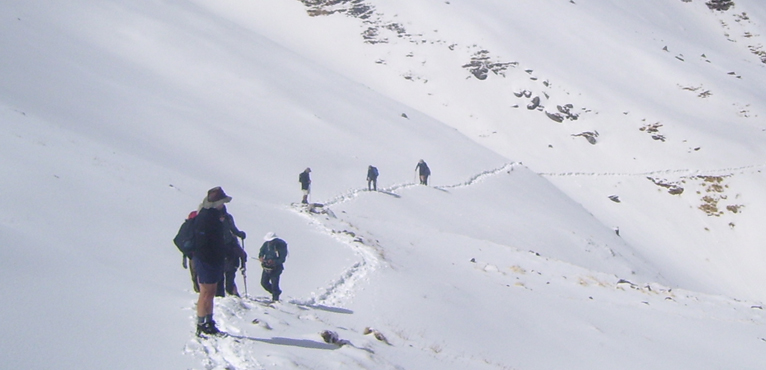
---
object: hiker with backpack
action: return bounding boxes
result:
[193,186,232,336]
[216,205,247,297]
[299,167,311,204]
[178,210,200,293]
[415,159,431,185]
[367,165,379,191]
[258,232,288,302]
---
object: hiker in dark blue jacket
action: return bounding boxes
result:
[194,186,231,336]
[367,165,379,191]
[259,232,288,302]
[299,167,311,204]
[415,159,431,185]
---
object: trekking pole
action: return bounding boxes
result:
[241,237,248,297]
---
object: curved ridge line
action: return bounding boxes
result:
[538,163,766,178]
[322,162,519,207]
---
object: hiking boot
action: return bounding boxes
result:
[196,321,221,336]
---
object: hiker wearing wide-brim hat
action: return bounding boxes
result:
[199,186,232,211]
[194,186,232,336]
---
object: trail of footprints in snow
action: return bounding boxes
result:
[190,161,766,367]
[306,161,766,321]
[300,161,764,306]
[297,161,766,311]
[288,163,521,307]
[538,163,766,177]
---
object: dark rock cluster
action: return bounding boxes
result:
[705,0,734,11]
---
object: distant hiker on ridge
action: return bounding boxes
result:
[367,165,379,191]
[299,167,311,204]
[259,232,288,302]
[216,205,247,298]
[415,159,431,185]
[194,186,232,336]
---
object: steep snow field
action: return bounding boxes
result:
[1,0,765,369]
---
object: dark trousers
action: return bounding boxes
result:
[216,269,238,297]
[216,257,240,297]
[260,267,283,300]
[368,178,377,191]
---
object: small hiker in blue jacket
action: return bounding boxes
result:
[259,232,288,302]
[367,165,379,191]
[415,159,431,185]
[299,167,311,204]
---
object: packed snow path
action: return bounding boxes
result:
[187,162,766,369]
[291,162,520,307]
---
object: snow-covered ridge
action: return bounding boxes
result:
[189,168,766,369]
[2,0,766,368]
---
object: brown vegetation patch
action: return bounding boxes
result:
[693,175,745,217]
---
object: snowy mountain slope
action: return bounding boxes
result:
[1,0,766,369]
[542,166,766,298]
[328,164,659,280]
[215,0,766,299]
[187,171,766,370]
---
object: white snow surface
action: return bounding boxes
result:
[2,0,766,369]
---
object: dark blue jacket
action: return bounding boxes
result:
[416,162,431,176]
[222,213,247,262]
[299,171,311,190]
[367,166,379,179]
[259,239,288,269]
[194,207,226,266]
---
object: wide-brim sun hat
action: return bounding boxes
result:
[200,186,232,209]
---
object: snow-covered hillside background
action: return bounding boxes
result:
[2,0,766,368]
